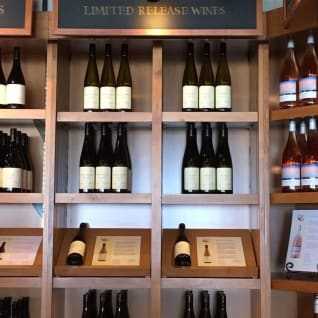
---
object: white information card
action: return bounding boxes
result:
[286,210,318,272]
[196,236,246,267]
[92,236,141,266]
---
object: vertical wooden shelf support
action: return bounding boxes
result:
[41,41,58,318]
[151,41,163,318]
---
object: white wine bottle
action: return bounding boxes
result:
[116,44,132,112]
[174,223,191,267]
[215,41,231,112]
[100,44,116,111]
[83,43,100,112]
[112,123,131,193]
[6,47,25,109]
[0,48,6,108]
[66,222,88,265]
[182,123,200,193]
[79,123,96,193]
[199,42,215,111]
[182,42,198,112]
[216,123,233,194]
[95,123,113,193]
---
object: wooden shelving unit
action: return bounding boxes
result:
[272,273,318,293]
[270,104,318,121]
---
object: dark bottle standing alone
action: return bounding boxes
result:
[174,223,191,267]
[66,222,88,266]
[79,123,96,193]
[83,43,100,112]
[95,123,113,193]
[6,47,25,109]
[112,123,131,193]
[216,123,233,194]
[183,290,196,318]
[200,123,217,193]
[199,42,215,111]
[115,290,130,318]
[100,44,116,111]
[182,123,200,194]
[182,42,198,112]
[214,291,228,318]
[199,291,211,318]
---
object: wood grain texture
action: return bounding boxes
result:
[271,192,318,204]
[270,104,318,121]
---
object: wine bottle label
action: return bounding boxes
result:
[279,80,297,102]
[84,86,99,110]
[95,166,111,190]
[182,85,198,109]
[184,167,199,191]
[116,86,131,110]
[301,163,318,186]
[199,85,215,109]
[80,166,95,190]
[100,86,115,110]
[299,76,317,100]
[128,168,132,191]
[112,166,128,190]
[200,167,216,191]
[6,84,25,105]
[0,84,6,105]
[216,167,232,191]
[67,240,86,257]
[215,85,231,109]
[281,164,301,187]
[2,167,22,189]
[174,241,190,258]
[27,170,33,192]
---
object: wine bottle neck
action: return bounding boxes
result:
[13,47,20,61]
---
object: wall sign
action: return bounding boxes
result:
[53,0,262,36]
[0,0,32,36]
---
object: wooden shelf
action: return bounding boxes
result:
[0,109,45,120]
[54,228,151,278]
[162,278,261,290]
[57,112,152,123]
[55,193,152,204]
[270,105,318,121]
[162,112,258,123]
[0,193,43,204]
[53,277,151,289]
[162,194,259,205]
[0,228,42,277]
[271,192,318,204]
[0,277,41,288]
[162,229,258,279]
[272,272,318,293]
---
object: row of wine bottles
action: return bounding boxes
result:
[79,123,131,193]
[279,33,318,109]
[83,43,132,112]
[281,117,318,192]
[0,47,25,109]
[81,289,129,318]
[0,128,33,193]
[182,41,231,112]
[182,290,227,318]
[182,122,233,194]
[0,296,30,318]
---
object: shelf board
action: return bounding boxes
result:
[0,109,45,120]
[162,112,258,123]
[53,277,151,289]
[271,192,318,204]
[0,193,43,204]
[272,272,318,293]
[57,112,152,123]
[162,278,261,290]
[270,105,318,121]
[0,277,41,288]
[162,194,259,205]
[55,193,152,204]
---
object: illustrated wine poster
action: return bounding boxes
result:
[286,210,318,272]
[0,236,41,265]
[92,236,141,266]
[196,236,246,267]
